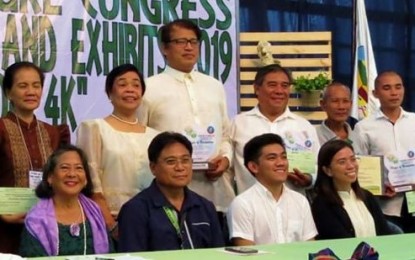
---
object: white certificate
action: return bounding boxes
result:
[384,151,415,192]
[283,131,316,173]
[287,150,315,174]
[0,188,38,214]
[183,125,216,168]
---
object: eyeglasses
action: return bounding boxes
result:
[162,157,193,167]
[168,38,200,47]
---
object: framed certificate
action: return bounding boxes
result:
[357,155,385,195]
[192,161,215,171]
[384,152,415,193]
[183,126,217,171]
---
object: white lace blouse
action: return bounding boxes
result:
[76,119,159,214]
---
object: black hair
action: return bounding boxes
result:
[160,19,202,44]
[2,61,45,96]
[254,64,292,87]
[314,139,365,205]
[36,144,93,198]
[148,131,193,163]
[374,70,402,89]
[243,133,286,176]
[105,63,146,98]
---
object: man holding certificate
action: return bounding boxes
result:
[229,64,320,195]
[137,19,234,229]
[354,70,415,233]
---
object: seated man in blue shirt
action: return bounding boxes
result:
[118,132,224,252]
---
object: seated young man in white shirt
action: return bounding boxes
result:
[227,133,317,245]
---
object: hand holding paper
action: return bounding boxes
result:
[288,168,312,187]
[205,156,229,181]
[0,213,26,224]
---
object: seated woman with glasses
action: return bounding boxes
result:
[311,140,391,239]
[19,145,113,257]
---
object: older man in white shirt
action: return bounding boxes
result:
[230,64,320,194]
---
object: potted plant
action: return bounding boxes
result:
[293,72,332,107]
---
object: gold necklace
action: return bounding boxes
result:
[110,113,138,125]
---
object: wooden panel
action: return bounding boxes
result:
[240,85,254,94]
[295,111,327,121]
[240,45,331,55]
[240,71,331,81]
[240,72,258,81]
[240,97,323,108]
[240,98,258,108]
[239,31,332,124]
[239,32,332,42]
[240,58,332,68]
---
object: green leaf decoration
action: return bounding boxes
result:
[293,72,332,93]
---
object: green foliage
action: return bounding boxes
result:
[293,73,332,93]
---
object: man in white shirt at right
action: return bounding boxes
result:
[354,70,415,233]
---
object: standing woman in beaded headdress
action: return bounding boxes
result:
[0,61,70,254]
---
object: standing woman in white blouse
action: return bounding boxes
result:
[76,64,158,239]
[311,140,391,239]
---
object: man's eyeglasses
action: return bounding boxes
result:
[162,157,193,167]
[168,38,200,47]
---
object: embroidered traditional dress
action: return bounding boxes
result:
[0,112,70,254]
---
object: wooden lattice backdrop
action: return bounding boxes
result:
[239,31,332,124]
